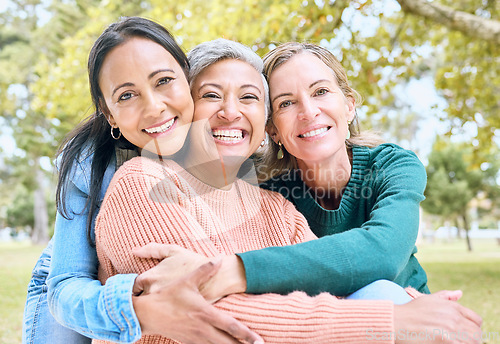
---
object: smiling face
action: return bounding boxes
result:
[190,58,266,161]
[268,52,355,165]
[99,37,194,155]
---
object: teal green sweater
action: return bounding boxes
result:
[239,143,430,295]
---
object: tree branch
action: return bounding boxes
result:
[396,0,500,44]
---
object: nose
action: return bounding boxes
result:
[218,96,242,122]
[297,97,320,121]
[143,90,167,118]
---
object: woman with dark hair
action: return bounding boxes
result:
[23,17,262,344]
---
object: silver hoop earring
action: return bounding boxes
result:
[111,126,121,140]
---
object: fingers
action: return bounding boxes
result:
[205,306,264,344]
[434,289,463,301]
[132,243,180,259]
[458,303,483,327]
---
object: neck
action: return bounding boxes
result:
[296,147,352,210]
[183,155,242,190]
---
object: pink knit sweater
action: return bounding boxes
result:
[95,157,395,344]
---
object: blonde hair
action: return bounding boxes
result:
[258,42,384,181]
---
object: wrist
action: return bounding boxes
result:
[220,255,247,295]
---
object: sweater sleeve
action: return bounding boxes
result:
[215,293,394,344]
[239,146,427,296]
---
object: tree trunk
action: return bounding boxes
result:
[397,0,500,44]
[31,159,49,245]
[462,213,473,252]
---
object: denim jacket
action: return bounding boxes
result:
[46,147,142,342]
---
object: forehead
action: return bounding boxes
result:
[269,52,335,88]
[194,59,263,86]
[99,37,179,80]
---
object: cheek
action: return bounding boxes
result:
[193,102,212,122]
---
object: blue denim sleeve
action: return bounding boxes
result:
[46,158,141,343]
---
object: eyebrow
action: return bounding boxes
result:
[111,68,175,97]
[198,83,262,94]
[271,79,331,103]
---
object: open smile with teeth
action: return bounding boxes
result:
[299,126,330,138]
[144,118,175,134]
[212,129,244,142]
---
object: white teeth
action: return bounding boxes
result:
[299,127,328,138]
[212,129,244,142]
[144,118,175,134]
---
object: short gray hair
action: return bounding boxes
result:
[187,38,269,119]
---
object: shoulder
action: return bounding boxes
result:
[58,143,117,195]
[112,156,173,183]
[358,143,426,191]
[361,143,425,171]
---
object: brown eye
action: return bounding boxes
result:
[158,77,174,86]
[118,92,133,102]
[202,92,220,99]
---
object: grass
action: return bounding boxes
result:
[0,242,45,344]
[417,239,500,343]
[1,239,499,343]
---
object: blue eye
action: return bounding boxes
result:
[315,88,328,96]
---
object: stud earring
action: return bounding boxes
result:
[260,139,266,147]
[277,141,284,159]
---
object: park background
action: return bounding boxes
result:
[0,0,499,343]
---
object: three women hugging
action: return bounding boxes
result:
[22,16,482,344]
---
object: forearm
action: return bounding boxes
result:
[216,292,394,343]
[47,272,141,342]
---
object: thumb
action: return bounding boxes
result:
[132,275,145,296]
[187,257,222,288]
[132,243,173,259]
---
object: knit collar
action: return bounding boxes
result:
[160,159,259,204]
[292,145,371,225]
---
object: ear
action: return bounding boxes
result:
[106,114,117,127]
[345,96,356,122]
[266,122,281,144]
[99,102,116,127]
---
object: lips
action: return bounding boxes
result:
[298,126,330,138]
[144,118,175,134]
[211,129,245,143]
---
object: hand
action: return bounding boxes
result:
[394,294,482,344]
[132,243,211,295]
[133,259,264,344]
[133,243,246,302]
